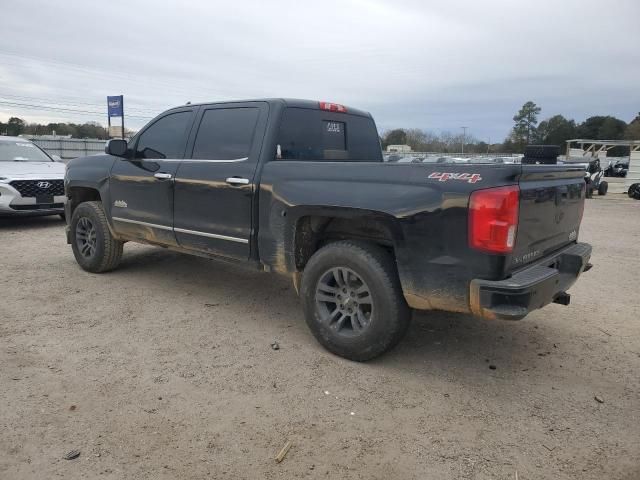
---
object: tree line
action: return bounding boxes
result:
[3,104,640,155]
[382,128,492,154]
[382,103,640,155]
[0,117,115,140]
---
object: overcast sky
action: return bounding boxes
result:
[1,0,639,140]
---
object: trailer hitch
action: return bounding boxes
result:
[553,292,571,306]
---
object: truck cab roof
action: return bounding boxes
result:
[168,98,373,118]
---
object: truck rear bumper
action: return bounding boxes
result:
[470,242,592,320]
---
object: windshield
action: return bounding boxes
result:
[0,140,52,162]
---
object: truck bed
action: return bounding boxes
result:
[258,160,587,314]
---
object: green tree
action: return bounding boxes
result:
[512,101,541,147]
[382,129,407,148]
[624,113,640,140]
[576,115,628,155]
[6,117,25,136]
[598,117,627,139]
[474,141,489,154]
[404,128,428,151]
[577,116,604,138]
[577,116,626,139]
[76,121,108,139]
[498,138,517,154]
[535,115,577,146]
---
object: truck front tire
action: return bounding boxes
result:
[300,240,411,361]
[70,201,123,273]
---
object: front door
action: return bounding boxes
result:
[173,103,268,259]
[109,109,194,245]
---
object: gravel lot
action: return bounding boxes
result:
[1,195,639,480]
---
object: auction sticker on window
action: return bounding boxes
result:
[322,120,346,150]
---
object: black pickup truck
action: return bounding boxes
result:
[64,99,592,360]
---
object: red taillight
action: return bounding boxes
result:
[469,185,520,254]
[319,101,347,113]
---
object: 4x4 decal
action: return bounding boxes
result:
[428,172,483,184]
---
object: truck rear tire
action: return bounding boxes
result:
[628,183,640,200]
[300,240,411,361]
[598,181,608,196]
[70,201,123,273]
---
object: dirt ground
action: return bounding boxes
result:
[1,195,639,480]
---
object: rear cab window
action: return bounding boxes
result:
[276,107,382,162]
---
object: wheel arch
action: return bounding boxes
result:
[67,186,102,218]
[289,207,404,272]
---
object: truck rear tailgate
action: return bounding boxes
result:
[512,165,586,268]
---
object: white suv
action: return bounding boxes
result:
[0,136,66,218]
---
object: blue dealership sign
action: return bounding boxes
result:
[107,95,124,117]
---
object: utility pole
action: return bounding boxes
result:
[461,126,468,154]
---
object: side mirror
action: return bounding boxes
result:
[105,139,128,157]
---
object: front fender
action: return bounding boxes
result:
[64,154,116,204]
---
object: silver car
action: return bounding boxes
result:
[0,136,66,218]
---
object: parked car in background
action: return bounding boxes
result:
[604,159,629,178]
[0,136,66,218]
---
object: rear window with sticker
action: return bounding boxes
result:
[276,108,382,162]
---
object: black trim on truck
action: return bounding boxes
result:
[470,242,592,320]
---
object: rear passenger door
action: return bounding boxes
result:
[173,102,268,260]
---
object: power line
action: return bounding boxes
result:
[0,100,153,121]
[0,93,162,115]
[0,100,152,119]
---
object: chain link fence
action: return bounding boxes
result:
[24,137,106,161]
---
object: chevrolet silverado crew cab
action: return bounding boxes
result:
[64,99,592,361]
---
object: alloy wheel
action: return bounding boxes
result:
[76,217,97,258]
[315,267,374,337]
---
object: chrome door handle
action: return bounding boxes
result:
[154,172,173,180]
[226,177,249,185]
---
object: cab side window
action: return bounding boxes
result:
[191,108,259,160]
[135,111,192,159]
